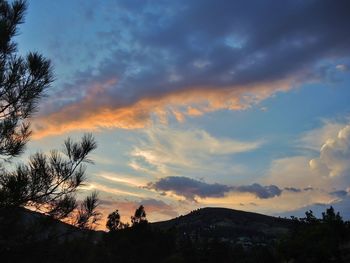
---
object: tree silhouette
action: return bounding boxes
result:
[0,134,98,221]
[278,206,349,262]
[0,0,53,162]
[131,205,148,226]
[322,206,343,224]
[106,209,121,231]
[303,210,319,224]
[75,191,101,229]
[0,0,100,227]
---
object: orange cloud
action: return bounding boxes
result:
[187,106,203,116]
[32,78,293,138]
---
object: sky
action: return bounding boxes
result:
[12,0,350,227]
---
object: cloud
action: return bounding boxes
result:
[336,64,349,72]
[147,176,232,201]
[147,176,282,201]
[329,190,348,198]
[263,119,350,192]
[97,172,148,187]
[234,183,282,199]
[265,156,325,189]
[128,127,261,177]
[284,187,302,193]
[309,125,350,178]
[82,182,144,198]
[32,0,350,137]
[299,120,345,151]
[262,121,350,216]
[270,120,350,189]
[33,80,291,138]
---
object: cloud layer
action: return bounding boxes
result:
[129,127,261,177]
[32,0,350,137]
[147,176,282,201]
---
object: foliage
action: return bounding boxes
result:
[76,191,101,229]
[0,0,100,230]
[0,134,97,221]
[322,206,343,224]
[106,209,121,231]
[131,205,148,226]
[0,0,53,161]
[277,207,350,262]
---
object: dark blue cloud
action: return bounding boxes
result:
[284,187,302,193]
[147,176,282,201]
[38,0,350,130]
[234,183,282,199]
[89,0,350,102]
[30,0,350,139]
[147,176,232,201]
[330,190,348,198]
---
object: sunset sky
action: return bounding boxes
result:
[14,0,350,225]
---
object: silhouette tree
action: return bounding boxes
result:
[0,134,98,221]
[322,206,343,224]
[75,191,101,229]
[0,1,100,225]
[278,206,349,262]
[131,205,148,226]
[106,209,121,231]
[0,0,53,162]
[303,210,319,224]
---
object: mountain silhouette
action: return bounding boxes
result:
[153,207,293,245]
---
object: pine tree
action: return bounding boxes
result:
[0,1,100,228]
[0,0,53,162]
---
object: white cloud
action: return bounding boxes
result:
[129,126,262,179]
[310,125,350,178]
[295,119,350,186]
[265,156,323,188]
[261,121,350,215]
[299,120,345,151]
[336,64,349,72]
[262,155,339,213]
[97,171,148,187]
[86,182,144,198]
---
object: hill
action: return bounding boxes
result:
[1,206,293,243]
[1,206,349,262]
[153,207,293,246]
[0,207,103,245]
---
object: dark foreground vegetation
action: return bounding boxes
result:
[1,206,350,263]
